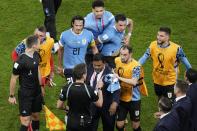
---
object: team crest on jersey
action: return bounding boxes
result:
[82,39,87,45]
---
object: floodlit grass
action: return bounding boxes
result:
[0,0,196,130]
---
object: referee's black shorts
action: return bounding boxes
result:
[18,90,42,116]
[154,83,175,100]
[117,100,141,122]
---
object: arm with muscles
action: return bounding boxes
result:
[8,74,19,104]
[177,47,192,69]
[138,47,151,65]
[123,18,134,45]
[90,40,98,54]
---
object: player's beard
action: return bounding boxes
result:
[121,58,127,63]
[157,40,165,45]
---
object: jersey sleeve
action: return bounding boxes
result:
[138,47,151,65]
[132,66,141,79]
[59,85,68,101]
[12,58,23,75]
[176,47,192,69]
[89,32,96,47]
[59,33,65,47]
[97,29,113,44]
[15,40,26,55]
[107,12,115,27]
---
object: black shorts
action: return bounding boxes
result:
[18,91,42,116]
[154,83,175,99]
[117,100,141,122]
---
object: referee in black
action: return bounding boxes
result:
[8,35,43,131]
[57,63,103,131]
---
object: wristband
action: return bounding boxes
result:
[128,32,132,36]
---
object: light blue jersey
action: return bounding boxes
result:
[59,29,95,69]
[84,11,115,52]
[98,26,125,56]
[132,66,141,101]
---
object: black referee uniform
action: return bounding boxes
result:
[13,52,43,116]
[59,82,99,131]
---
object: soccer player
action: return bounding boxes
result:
[41,0,62,42]
[11,26,56,88]
[138,27,191,100]
[57,15,98,83]
[8,35,43,131]
[85,0,133,65]
[84,0,115,64]
[98,14,133,68]
[114,45,146,131]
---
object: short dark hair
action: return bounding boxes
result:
[159,27,171,35]
[158,97,172,113]
[37,26,46,32]
[186,68,197,83]
[120,45,133,53]
[26,35,39,48]
[175,80,189,94]
[93,53,104,62]
[73,63,87,80]
[92,0,104,8]
[115,14,126,23]
[71,15,85,27]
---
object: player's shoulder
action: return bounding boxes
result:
[115,56,121,63]
[85,12,94,20]
[169,41,180,48]
[46,36,54,44]
[61,29,72,35]
[132,59,141,67]
[104,10,114,17]
[83,29,94,35]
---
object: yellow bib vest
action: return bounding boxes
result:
[150,41,180,86]
[39,37,54,77]
[115,57,148,102]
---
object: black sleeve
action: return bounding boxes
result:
[12,58,23,75]
[88,86,99,102]
[59,85,68,101]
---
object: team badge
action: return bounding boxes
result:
[82,39,86,45]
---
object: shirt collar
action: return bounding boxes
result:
[175,95,186,102]
[70,28,83,36]
[160,112,170,119]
